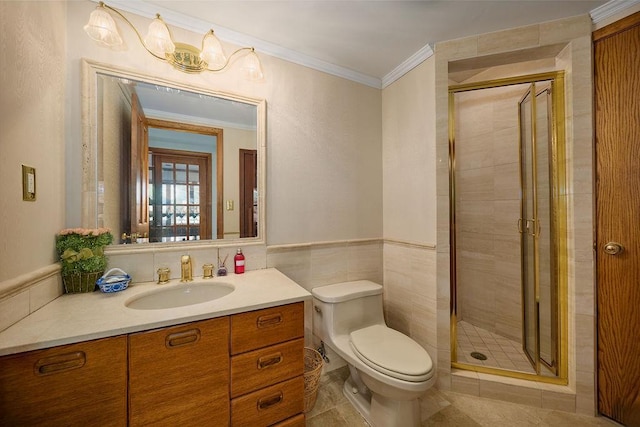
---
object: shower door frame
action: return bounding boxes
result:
[448,71,568,384]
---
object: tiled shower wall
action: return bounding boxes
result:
[454,85,525,343]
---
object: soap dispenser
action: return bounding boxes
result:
[234,248,245,274]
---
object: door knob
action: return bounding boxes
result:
[603,242,624,255]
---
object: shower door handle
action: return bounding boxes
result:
[603,242,624,255]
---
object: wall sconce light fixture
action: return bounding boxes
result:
[84,1,264,80]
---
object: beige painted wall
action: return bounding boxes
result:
[382,58,437,245]
[0,2,66,282]
[65,1,382,247]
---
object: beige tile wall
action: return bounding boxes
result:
[0,265,63,332]
[453,85,524,343]
[382,241,438,369]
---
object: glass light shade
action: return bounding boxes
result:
[240,50,264,81]
[84,6,123,47]
[143,16,175,57]
[200,31,227,69]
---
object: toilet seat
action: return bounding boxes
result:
[349,325,433,382]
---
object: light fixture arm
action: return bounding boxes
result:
[98,2,167,61]
[207,46,254,72]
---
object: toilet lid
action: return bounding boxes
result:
[349,325,433,382]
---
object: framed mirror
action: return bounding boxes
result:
[82,60,266,246]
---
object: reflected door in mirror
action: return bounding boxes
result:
[149,149,212,242]
[239,149,257,238]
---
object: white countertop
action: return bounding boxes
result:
[0,268,311,357]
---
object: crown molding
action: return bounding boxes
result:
[590,0,640,23]
[381,44,434,89]
[97,0,625,90]
[97,0,382,88]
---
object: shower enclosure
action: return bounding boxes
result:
[449,72,567,381]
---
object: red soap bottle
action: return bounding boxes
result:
[234,248,245,274]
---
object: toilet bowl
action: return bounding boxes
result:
[312,281,435,427]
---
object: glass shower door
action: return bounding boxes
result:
[535,85,557,374]
[449,71,566,381]
[519,82,557,375]
[519,86,538,371]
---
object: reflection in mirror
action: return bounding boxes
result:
[83,61,265,246]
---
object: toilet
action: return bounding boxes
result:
[311,280,435,427]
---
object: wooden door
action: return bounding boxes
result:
[594,12,640,426]
[239,149,257,238]
[148,148,212,242]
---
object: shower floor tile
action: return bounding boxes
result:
[456,320,536,375]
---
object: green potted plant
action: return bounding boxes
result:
[56,228,113,293]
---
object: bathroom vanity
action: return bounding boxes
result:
[0,268,310,427]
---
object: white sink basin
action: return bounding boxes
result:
[125,282,235,310]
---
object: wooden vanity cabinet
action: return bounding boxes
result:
[230,302,305,426]
[0,301,305,426]
[128,317,230,427]
[0,336,127,427]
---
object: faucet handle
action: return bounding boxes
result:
[157,268,170,284]
[203,263,214,279]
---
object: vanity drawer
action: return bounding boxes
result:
[231,337,304,398]
[231,302,304,355]
[231,376,304,427]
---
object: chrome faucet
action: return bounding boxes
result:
[180,255,193,282]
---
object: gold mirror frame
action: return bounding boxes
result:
[448,71,567,384]
[81,59,267,250]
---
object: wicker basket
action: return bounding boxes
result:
[62,271,102,293]
[303,347,324,413]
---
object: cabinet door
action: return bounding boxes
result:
[0,336,127,427]
[128,317,230,426]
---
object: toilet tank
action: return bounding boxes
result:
[311,281,386,340]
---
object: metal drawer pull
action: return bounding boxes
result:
[256,313,283,328]
[257,353,283,369]
[257,392,283,410]
[166,329,200,348]
[35,351,86,375]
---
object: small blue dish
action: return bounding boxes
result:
[96,268,131,293]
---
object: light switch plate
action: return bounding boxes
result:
[22,165,36,201]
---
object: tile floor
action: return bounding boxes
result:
[456,320,537,375]
[305,366,616,426]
